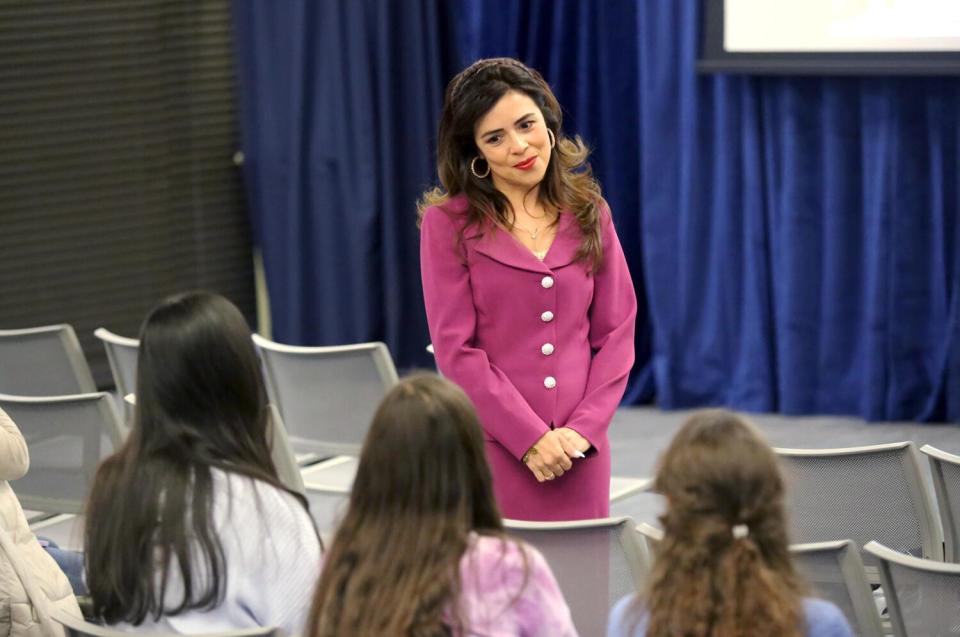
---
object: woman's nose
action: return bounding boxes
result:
[508,131,528,152]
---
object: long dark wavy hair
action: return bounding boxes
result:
[307,374,508,636]
[418,57,604,270]
[84,292,310,625]
[638,409,806,637]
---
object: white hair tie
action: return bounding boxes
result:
[732,524,750,539]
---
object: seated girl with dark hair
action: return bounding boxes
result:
[84,292,321,635]
[607,409,852,637]
[307,373,577,636]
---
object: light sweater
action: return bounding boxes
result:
[115,469,321,635]
[457,534,578,636]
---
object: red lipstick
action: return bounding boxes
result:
[514,156,537,170]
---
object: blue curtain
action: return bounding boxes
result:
[636,0,959,421]
[233,0,959,421]
[231,0,457,368]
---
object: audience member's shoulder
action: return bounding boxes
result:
[214,468,308,520]
[802,598,854,637]
[607,594,648,637]
[468,533,528,567]
[461,533,551,589]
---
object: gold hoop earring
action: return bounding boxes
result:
[547,129,556,148]
[470,156,490,179]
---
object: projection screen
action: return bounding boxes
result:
[699,0,960,74]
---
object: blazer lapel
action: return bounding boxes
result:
[473,226,552,274]
[542,212,581,269]
[471,212,581,273]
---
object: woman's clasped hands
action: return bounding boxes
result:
[523,427,591,483]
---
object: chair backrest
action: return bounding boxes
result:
[505,516,645,637]
[920,444,960,562]
[865,540,960,637]
[792,540,884,637]
[636,525,883,636]
[0,392,124,514]
[267,404,305,496]
[93,328,139,398]
[252,334,399,456]
[0,325,96,395]
[776,441,943,561]
[50,606,281,637]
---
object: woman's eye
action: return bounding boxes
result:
[486,135,502,145]
[520,120,534,130]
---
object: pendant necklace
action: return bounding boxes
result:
[515,223,545,240]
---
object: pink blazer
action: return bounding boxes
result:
[420,194,636,520]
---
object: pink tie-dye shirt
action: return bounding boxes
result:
[452,534,578,637]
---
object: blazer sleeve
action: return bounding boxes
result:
[0,407,29,481]
[562,206,637,451]
[420,206,550,460]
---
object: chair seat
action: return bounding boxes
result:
[301,456,358,494]
[29,513,83,551]
[294,451,325,465]
[610,476,652,503]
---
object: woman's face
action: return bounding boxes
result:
[473,90,551,195]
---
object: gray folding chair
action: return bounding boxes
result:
[636,524,883,636]
[0,325,96,395]
[920,444,960,562]
[505,516,645,637]
[776,442,943,563]
[865,540,960,637]
[0,392,124,515]
[93,328,139,399]
[51,606,280,637]
[252,334,399,494]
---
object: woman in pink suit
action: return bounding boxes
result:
[419,58,637,521]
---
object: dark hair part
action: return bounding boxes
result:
[307,373,505,636]
[84,292,310,624]
[639,409,806,637]
[418,57,604,270]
